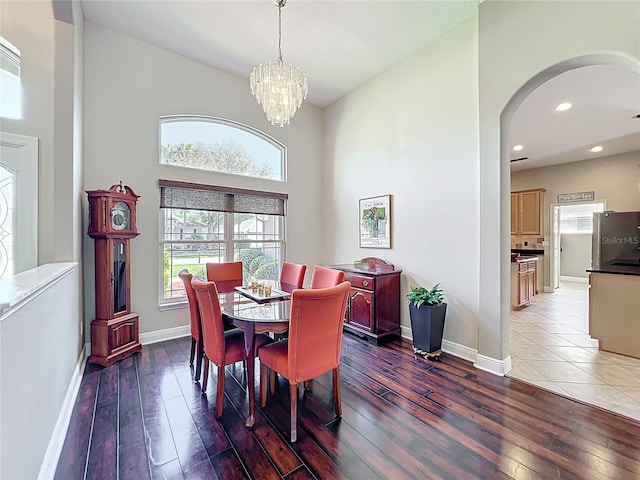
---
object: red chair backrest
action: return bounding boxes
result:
[178,269,201,341]
[206,261,243,293]
[191,278,227,364]
[280,262,307,289]
[287,281,351,383]
[310,265,345,289]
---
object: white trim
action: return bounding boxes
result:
[38,344,88,480]
[442,339,477,364]
[543,286,555,293]
[560,276,589,284]
[140,325,190,345]
[402,326,487,369]
[475,354,512,376]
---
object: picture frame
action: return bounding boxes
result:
[359,194,391,248]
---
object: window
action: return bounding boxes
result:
[159,116,285,181]
[159,180,287,302]
[0,37,21,119]
[559,202,604,234]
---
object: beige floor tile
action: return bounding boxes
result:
[511,344,565,361]
[508,282,640,422]
[571,363,640,387]
[524,333,577,347]
[557,334,600,348]
[527,360,605,384]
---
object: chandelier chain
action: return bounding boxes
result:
[277,2,283,63]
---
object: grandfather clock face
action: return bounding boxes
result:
[111,201,131,231]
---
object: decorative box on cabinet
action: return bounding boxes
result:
[328,258,402,345]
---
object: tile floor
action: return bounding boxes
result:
[508,281,640,422]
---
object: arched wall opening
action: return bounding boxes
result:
[497,53,640,371]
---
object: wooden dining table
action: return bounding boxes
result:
[218,281,297,428]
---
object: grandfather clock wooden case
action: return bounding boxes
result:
[86,183,141,367]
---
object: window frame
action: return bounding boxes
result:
[159,115,287,182]
[158,181,288,308]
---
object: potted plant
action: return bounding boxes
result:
[407,283,447,360]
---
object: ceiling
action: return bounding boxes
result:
[80,0,640,171]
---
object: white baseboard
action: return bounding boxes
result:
[475,354,512,376]
[543,286,555,293]
[401,325,503,372]
[560,276,589,284]
[442,339,477,364]
[140,325,190,345]
[38,344,88,480]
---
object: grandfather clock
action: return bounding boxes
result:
[86,182,141,366]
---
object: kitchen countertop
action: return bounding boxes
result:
[587,263,640,277]
[511,249,544,255]
[511,255,538,263]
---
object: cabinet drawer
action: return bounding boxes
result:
[343,273,375,291]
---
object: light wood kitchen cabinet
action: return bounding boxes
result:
[511,189,545,236]
[511,257,537,309]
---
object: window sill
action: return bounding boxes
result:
[158,300,187,311]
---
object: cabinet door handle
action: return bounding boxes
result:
[362,280,369,287]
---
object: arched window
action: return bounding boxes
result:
[159,116,286,181]
[0,36,21,119]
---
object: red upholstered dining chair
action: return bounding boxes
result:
[178,269,204,383]
[206,261,243,293]
[191,278,271,417]
[310,265,344,289]
[280,262,307,291]
[258,281,351,442]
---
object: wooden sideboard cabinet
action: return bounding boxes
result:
[328,258,402,345]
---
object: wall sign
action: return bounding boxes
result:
[557,191,595,203]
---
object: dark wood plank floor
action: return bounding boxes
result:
[54,333,640,480]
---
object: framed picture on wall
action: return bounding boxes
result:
[359,194,391,248]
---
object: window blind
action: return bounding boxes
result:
[159,179,287,216]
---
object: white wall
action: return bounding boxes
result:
[560,234,591,278]
[83,22,324,335]
[478,0,640,362]
[0,264,79,480]
[323,18,480,352]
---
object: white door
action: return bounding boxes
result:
[551,204,560,289]
[0,132,38,278]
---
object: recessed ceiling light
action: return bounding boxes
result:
[512,144,524,152]
[555,102,572,111]
[590,145,603,153]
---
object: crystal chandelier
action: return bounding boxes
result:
[250,0,308,127]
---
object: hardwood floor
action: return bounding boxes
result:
[55,334,640,480]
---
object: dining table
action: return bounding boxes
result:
[218,281,297,428]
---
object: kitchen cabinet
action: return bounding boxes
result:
[511,257,537,309]
[511,189,545,236]
[328,258,401,345]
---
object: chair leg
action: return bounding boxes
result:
[215,365,225,418]
[194,340,204,383]
[333,366,342,417]
[260,363,268,407]
[269,369,276,396]
[201,357,209,395]
[189,337,196,366]
[290,383,298,443]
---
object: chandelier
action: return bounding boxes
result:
[250,0,308,127]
